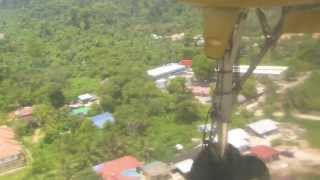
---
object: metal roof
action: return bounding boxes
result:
[147,63,186,79]
[235,65,288,75]
[91,112,115,128]
[71,107,90,116]
[247,119,279,135]
[78,93,95,101]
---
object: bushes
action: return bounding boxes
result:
[287,71,320,112]
[241,77,258,99]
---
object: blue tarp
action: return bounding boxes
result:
[91,112,115,128]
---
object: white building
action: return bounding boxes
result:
[78,93,97,103]
[147,63,187,80]
[228,128,251,152]
[174,159,194,175]
[235,65,288,80]
[247,119,279,137]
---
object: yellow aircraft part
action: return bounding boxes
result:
[179,0,319,8]
[203,8,240,59]
[284,8,320,33]
[181,0,320,59]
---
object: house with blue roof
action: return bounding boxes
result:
[90,112,115,128]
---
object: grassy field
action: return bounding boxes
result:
[294,118,320,149]
[0,168,29,180]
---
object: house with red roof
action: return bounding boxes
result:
[0,127,26,173]
[93,156,143,180]
[250,145,279,162]
[180,59,192,68]
[11,106,34,122]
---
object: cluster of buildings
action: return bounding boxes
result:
[147,60,288,105]
[68,93,98,116]
[92,155,194,180]
[198,119,282,163]
[90,118,283,180]
[0,127,25,174]
[147,61,193,90]
[68,93,116,129]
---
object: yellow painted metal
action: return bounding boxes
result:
[179,0,319,8]
[203,8,240,59]
[284,8,320,33]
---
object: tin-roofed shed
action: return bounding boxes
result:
[91,112,115,128]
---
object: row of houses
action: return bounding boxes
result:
[95,119,282,180]
[92,155,194,180]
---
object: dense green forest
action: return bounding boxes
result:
[0,0,205,179]
[1,0,320,179]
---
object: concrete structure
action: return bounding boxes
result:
[250,145,280,162]
[234,65,288,80]
[0,127,25,173]
[142,161,171,180]
[147,63,186,80]
[247,119,279,137]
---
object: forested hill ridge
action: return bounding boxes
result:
[0,0,201,111]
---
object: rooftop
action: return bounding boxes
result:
[250,145,279,162]
[78,93,96,101]
[91,112,115,128]
[147,63,186,79]
[14,106,33,118]
[96,156,142,180]
[247,119,279,135]
[71,107,90,116]
[235,65,288,75]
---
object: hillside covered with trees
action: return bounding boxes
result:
[1,0,320,179]
[0,0,205,179]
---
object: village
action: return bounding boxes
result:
[1,51,320,179]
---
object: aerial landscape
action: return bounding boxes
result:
[0,0,320,180]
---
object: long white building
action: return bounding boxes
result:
[235,65,288,80]
[147,63,187,80]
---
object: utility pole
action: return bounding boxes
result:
[214,12,246,158]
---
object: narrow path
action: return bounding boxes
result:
[292,112,320,121]
[276,72,311,94]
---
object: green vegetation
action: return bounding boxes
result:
[287,72,320,112]
[0,1,205,179]
[241,77,257,99]
[294,119,320,149]
[192,54,216,82]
